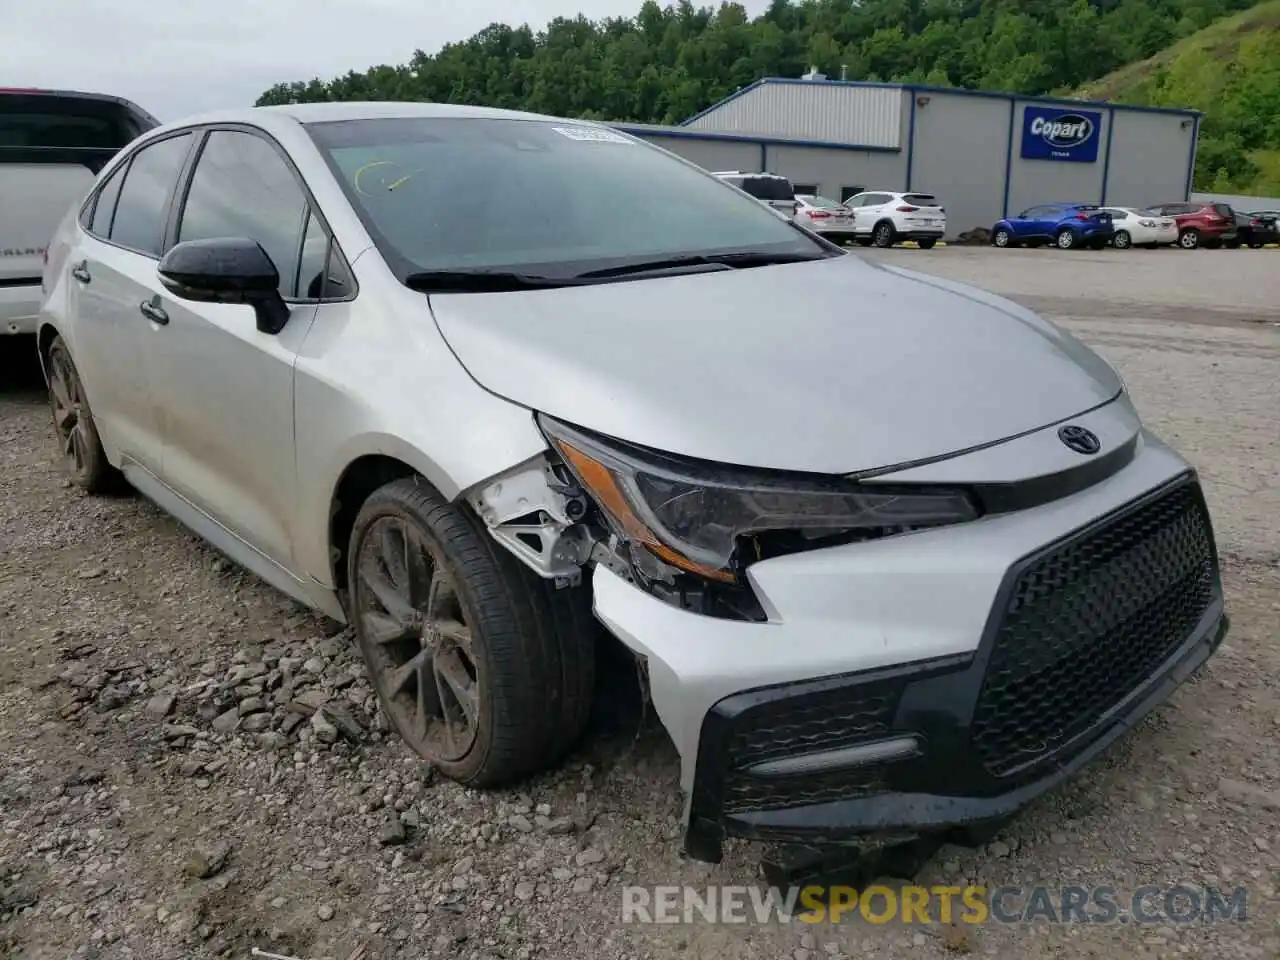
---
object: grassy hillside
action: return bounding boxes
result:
[1073,1,1280,194]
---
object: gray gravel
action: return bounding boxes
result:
[1,246,1279,959]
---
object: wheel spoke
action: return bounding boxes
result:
[385,648,429,695]
[358,546,419,629]
[435,648,478,728]
[362,610,416,645]
[50,367,73,415]
[402,529,433,610]
[433,618,471,648]
[379,522,409,589]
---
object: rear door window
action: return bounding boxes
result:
[108,133,193,256]
[1212,204,1234,217]
[87,162,128,237]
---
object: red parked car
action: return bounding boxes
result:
[1142,201,1238,250]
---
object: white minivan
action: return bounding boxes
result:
[1,88,157,336]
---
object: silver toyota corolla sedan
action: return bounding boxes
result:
[37,102,1228,863]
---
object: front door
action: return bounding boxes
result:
[142,128,322,569]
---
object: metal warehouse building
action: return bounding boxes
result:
[612,77,1200,239]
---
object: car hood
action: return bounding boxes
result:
[427,254,1122,475]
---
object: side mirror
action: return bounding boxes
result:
[157,237,291,335]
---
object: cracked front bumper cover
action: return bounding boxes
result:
[683,475,1226,862]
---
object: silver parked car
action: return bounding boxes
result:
[39,102,1228,863]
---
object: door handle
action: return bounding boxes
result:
[139,298,169,325]
[71,262,91,284]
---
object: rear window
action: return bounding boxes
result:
[1212,204,1234,217]
[0,93,152,173]
[903,194,939,205]
[0,112,127,148]
[736,177,795,202]
[805,195,847,210]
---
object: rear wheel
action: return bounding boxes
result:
[348,477,594,786]
[1112,230,1132,250]
[916,238,937,250]
[1055,229,1077,250]
[992,228,1013,248]
[46,336,120,494]
[1178,228,1200,249]
[871,221,896,248]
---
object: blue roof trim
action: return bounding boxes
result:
[611,124,900,154]
[682,77,1202,125]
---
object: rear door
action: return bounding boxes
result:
[853,193,891,234]
[71,131,196,471]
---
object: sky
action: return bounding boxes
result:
[2,0,769,122]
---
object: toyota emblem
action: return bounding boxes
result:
[1058,425,1101,455]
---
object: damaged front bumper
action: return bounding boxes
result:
[591,434,1226,862]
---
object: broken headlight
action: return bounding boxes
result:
[539,416,980,585]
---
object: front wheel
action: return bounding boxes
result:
[46,336,121,494]
[1112,230,1132,250]
[916,238,937,250]
[348,477,594,786]
[871,222,896,248]
[1178,228,1200,249]
[1056,229,1077,250]
[992,228,1013,248]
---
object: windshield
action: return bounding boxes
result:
[307,117,824,279]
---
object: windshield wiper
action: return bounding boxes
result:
[573,250,825,280]
[403,270,579,292]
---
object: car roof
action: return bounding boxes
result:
[136,100,598,140]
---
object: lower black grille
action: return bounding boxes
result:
[972,479,1217,777]
[718,677,901,813]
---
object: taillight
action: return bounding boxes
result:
[1075,212,1090,221]
[1250,219,1262,227]
[896,205,919,212]
[1140,219,1156,228]
[807,210,831,219]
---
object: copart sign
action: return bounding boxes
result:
[1020,106,1103,163]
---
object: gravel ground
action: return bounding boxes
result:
[2,246,1279,960]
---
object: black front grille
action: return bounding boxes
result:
[972,479,1217,777]
[718,678,901,813]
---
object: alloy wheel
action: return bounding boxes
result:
[355,517,480,763]
[1056,230,1075,249]
[1179,230,1199,249]
[48,348,89,480]
[1113,230,1131,249]
[993,229,1010,248]
[873,223,894,247]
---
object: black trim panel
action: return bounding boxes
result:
[684,472,1226,862]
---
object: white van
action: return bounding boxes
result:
[1,88,157,335]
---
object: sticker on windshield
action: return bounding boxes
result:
[551,126,633,144]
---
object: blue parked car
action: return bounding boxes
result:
[991,203,1115,250]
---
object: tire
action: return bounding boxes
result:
[871,221,896,248]
[1112,230,1132,250]
[992,228,1013,248]
[1055,229,1077,250]
[347,477,594,787]
[916,238,937,250]
[45,335,121,494]
[1178,228,1200,250]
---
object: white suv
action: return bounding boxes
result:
[1,87,157,336]
[845,190,946,248]
[712,171,798,221]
